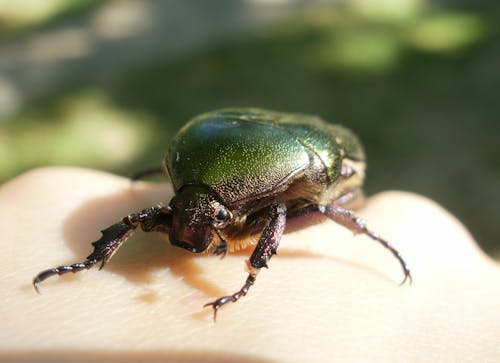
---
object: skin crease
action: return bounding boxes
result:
[0,167,499,363]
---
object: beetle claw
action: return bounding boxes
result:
[400,270,413,286]
[203,273,257,321]
[204,297,231,322]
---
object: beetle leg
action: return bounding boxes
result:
[33,204,172,293]
[204,203,287,321]
[318,203,412,285]
[130,167,164,181]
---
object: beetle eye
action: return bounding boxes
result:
[213,206,231,227]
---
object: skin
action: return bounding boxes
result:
[1,167,499,363]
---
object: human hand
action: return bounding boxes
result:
[1,167,499,362]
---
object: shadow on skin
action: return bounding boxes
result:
[58,183,227,298]
[232,245,398,285]
[46,180,398,303]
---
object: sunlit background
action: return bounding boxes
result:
[0,0,498,259]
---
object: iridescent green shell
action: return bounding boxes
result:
[165,108,364,204]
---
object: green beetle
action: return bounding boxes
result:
[33,108,411,320]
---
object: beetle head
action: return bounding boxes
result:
[168,185,232,253]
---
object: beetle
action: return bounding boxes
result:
[33,108,411,320]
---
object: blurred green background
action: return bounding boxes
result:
[0,0,498,259]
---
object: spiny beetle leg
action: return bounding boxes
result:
[33,204,171,293]
[319,203,412,285]
[32,221,133,293]
[204,203,287,321]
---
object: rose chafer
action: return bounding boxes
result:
[33,108,411,320]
